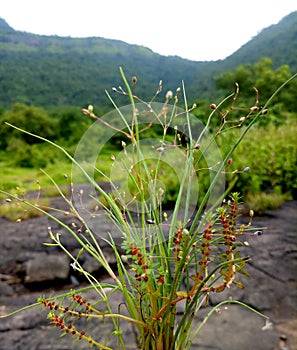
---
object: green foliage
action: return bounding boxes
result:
[0,103,58,149]
[0,197,50,221]
[245,192,288,215]
[0,12,297,109]
[222,11,297,71]
[215,58,297,125]
[48,105,93,145]
[219,119,297,200]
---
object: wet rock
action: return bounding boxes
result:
[24,253,70,283]
[0,200,296,349]
[192,305,279,350]
[0,280,14,296]
[81,246,117,274]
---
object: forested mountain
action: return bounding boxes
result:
[0,11,296,108]
[222,11,297,71]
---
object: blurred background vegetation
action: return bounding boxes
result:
[0,12,296,216]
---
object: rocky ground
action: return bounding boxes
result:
[0,192,296,350]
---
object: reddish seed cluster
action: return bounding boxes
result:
[199,223,212,267]
[72,294,91,310]
[130,245,149,282]
[41,297,95,344]
[157,274,164,285]
[228,200,238,228]
[172,227,186,261]
[220,200,239,255]
[41,295,91,320]
[50,315,89,341]
[41,299,59,311]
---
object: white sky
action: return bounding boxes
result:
[1,0,296,61]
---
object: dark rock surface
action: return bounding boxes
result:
[0,197,296,349]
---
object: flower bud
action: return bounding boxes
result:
[166,90,173,100]
[261,109,268,115]
[210,103,217,110]
[255,230,263,236]
[121,255,128,263]
[88,105,94,113]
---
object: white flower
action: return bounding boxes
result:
[262,319,273,331]
[70,262,77,271]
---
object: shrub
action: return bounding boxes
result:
[220,119,297,200]
[0,103,58,150]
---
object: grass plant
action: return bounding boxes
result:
[1,69,296,349]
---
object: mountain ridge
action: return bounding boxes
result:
[223,11,297,70]
[0,11,296,108]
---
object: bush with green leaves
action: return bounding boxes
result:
[0,103,58,150]
[219,118,297,201]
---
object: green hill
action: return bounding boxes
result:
[0,11,296,108]
[222,11,297,70]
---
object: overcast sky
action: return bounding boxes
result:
[1,0,296,61]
